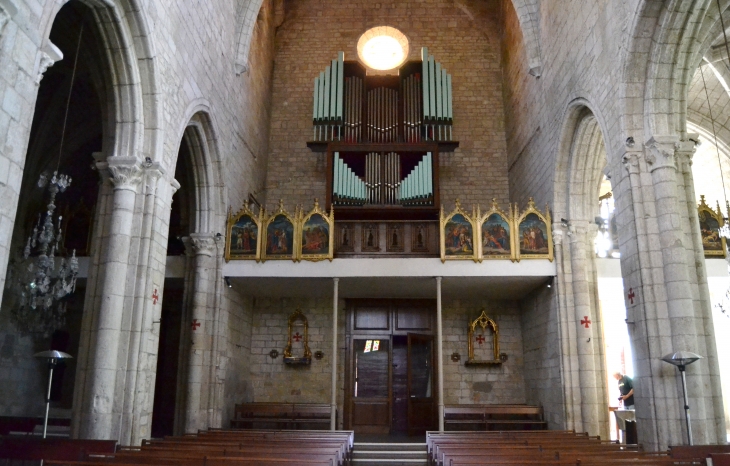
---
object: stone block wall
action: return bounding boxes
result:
[264,0,509,211]
[520,286,565,429]
[442,299,527,405]
[221,289,254,427]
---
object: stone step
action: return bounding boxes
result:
[352,460,428,466]
[353,451,428,460]
[354,442,427,451]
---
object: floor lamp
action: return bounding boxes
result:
[660,351,702,445]
[34,350,73,439]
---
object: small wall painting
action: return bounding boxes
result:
[515,198,553,262]
[262,200,296,262]
[698,195,726,257]
[477,199,513,261]
[298,199,334,262]
[440,200,478,262]
[225,204,262,261]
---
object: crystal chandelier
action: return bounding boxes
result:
[11,172,78,336]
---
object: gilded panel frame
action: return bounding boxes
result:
[698,195,726,258]
[298,199,335,262]
[261,200,297,262]
[225,204,263,262]
[466,310,501,366]
[515,198,553,262]
[477,199,515,262]
[284,308,312,365]
[440,199,478,263]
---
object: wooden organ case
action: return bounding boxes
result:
[308,48,459,224]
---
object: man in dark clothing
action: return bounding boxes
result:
[614,372,635,409]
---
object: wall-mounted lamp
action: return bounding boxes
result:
[546,277,554,289]
[224,277,232,288]
[560,218,570,228]
[625,137,635,148]
[689,137,701,147]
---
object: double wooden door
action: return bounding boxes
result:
[345,300,436,435]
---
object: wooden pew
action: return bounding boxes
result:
[443,405,547,431]
[0,437,116,461]
[230,403,332,430]
[710,453,730,466]
[670,445,730,464]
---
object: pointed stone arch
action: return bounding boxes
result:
[510,0,542,76]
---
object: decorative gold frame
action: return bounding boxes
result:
[261,200,298,262]
[283,308,312,365]
[698,195,726,258]
[477,199,515,262]
[466,310,501,366]
[515,198,553,262]
[297,199,334,262]
[225,203,263,262]
[440,199,478,263]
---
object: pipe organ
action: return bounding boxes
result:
[311,48,458,219]
[313,48,453,144]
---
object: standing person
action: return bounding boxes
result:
[614,372,635,409]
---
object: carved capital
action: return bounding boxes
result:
[622,152,641,175]
[189,233,216,257]
[170,178,181,197]
[107,157,144,191]
[552,223,566,246]
[181,236,195,258]
[142,161,164,195]
[675,134,698,174]
[36,42,63,85]
[644,135,679,172]
[0,0,18,36]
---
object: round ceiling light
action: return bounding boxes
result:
[357,26,409,71]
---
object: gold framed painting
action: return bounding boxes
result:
[465,310,501,366]
[477,199,514,262]
[515,198,553,262]
[225,204,262,262]
[261,200,297,262]
[440,199,478,262]
[298,199,334,262]
[698,195,726,258]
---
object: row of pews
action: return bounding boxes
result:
[44,429,353,466]
[426,430,730,466]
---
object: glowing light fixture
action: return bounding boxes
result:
[357,26,409,71]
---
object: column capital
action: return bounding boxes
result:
[644,135,679,172]
[170,178,182,197]
[622,151,642,175]
[552,223,567,246]
[36,42,62,85]
[107,157,144,191]
[675,134,699,174]
[189,233,217,257]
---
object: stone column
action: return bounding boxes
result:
[436,276,444,431]
[568,221,604,437]
[331,278,339,430]
[81,156,143,439]
[184,233,217,433]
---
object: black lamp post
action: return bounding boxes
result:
[34,350,73,439]
[660,351,702,445]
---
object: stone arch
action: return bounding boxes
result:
[234,0,266,75]
[622,0,730,139]
[173,104,226,235]
[510,0,542,76]
[41,0,161,161]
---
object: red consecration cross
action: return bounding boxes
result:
[293,332,302,342]
[628,288,636,304]
[475,335,485,345]
[581,316,591,329]
[191,319,201,331]
[152,289,159,305]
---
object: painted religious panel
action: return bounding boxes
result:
[698,195,726,257]
[477,199,514,262]
[515,198,553,262]
[262,200,296,262]
[298,199,334,262]
[465,310,501,366]
[225,204,262,261]
[440,200,477,262]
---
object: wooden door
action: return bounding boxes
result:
[350,337,391,433]
[407,333,436,435]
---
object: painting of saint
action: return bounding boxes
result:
[699,210,722,252]
[266,214,294,257]
[444,214,474,256]
[519,213,549,255]
[229,214,258,257]
[481,213,511,256]
[301,213,330,255]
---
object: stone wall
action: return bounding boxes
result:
[442,299,526,405]
[520,286,565,429]
[221,289,254,427]
[264,0,509,211]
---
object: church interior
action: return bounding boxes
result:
[0,0,730,463]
